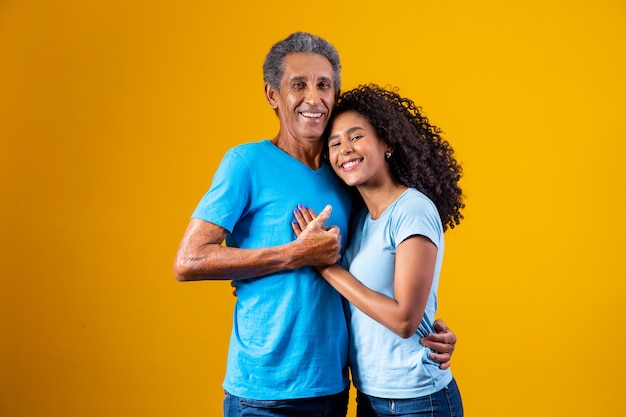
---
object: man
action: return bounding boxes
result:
[174,32,456,417]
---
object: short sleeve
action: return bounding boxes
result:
[392,194,442,249]
[191,148,252,233]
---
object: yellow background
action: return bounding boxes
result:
[2,1,625,416]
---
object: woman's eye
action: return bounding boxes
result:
[350,135,362,141]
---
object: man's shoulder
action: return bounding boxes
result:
[227,139,272,156]
[218,140,282,175]
[226,140,289,170]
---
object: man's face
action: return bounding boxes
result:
[268,52,336,143]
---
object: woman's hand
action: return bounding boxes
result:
[291,204,320,235]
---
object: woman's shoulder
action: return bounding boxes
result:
[399,188,437,212]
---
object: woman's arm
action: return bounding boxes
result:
[292,206,436,338]
[316,236,436,338]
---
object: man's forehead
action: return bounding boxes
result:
[283,53,333,78]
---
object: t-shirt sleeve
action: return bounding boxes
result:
[392,196,442,249]
[191,148,251,233]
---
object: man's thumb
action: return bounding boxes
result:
[315,204,332,225]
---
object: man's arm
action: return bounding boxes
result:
[173,207,341,281]
[420,318,457,370]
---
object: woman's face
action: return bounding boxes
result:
[327,111,392,188]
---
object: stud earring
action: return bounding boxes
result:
[385,151,392,160]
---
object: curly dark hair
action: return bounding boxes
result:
[328,84,464,231]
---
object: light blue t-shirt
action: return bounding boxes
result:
[191,140,352,400]
[344,188,452,399]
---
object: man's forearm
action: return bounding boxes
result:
[174,240,309,282]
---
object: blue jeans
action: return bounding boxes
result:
[223,386,350,417]
[356,378,463,417]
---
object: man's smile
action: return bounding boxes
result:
[300,111,324,119]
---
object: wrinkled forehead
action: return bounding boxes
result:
[281,53,335,84]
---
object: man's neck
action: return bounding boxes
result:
[272,135,324,170]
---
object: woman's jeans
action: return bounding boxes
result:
[223,386,350,417]
[356,378,463,417]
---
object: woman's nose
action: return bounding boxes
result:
[339,142,352,155]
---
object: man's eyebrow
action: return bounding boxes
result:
[289,75,333,84]
[289,75,306,83]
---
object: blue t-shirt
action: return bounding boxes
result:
[344,188,452,399]
[192,140,352,400]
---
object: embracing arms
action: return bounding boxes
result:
[173,210,342,281]
[311,234,437,338]
[422,319,457,369]
[292,205,457,368]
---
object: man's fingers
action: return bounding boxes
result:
[426,332,456,346]
[312,205,332,225]
[420,319,456,370]
[428,353,451,370]
[433,318,448,333]
[420,337,453,354]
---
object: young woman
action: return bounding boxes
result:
[292,84,465,417]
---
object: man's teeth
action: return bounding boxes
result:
[342,160,360,169]
[301,112,322,118]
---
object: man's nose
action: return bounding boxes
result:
[304,88,321,104]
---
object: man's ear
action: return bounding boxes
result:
[333,89,341,107]
[264,82,278,110]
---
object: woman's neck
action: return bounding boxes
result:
[359,182,406,220]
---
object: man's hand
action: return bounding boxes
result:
[291,205,341,267]
[420,319,457,370]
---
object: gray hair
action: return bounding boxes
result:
[263,32,341,93]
